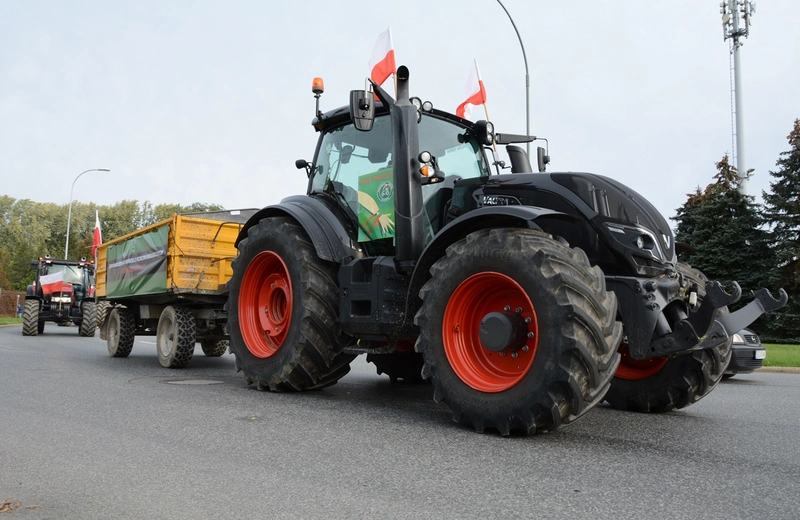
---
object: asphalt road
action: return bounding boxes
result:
[1,324,799,520]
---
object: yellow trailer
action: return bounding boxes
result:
[97,210,256,368]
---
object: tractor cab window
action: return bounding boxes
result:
[44,264,85,285]
[312,113,488,244]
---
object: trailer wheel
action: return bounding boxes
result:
[416,228,622,435]
[97,301,110,328]
[367,352,426,383]
[156,306,197,368]
[107,307,136,357]
[78,301,97,337]
[227,217,354,391]
[201,339,229,357]
[604,262,732,412]
[22,300,40,336]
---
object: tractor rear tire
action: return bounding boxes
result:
[22,300,39,336]
[156,306,197,368]
[604,261,733,412]
[416,228,622,435]
[227,217,355,391]
[79,302,97,337]
[107,307,136,358]
[367,352,426,383]
[201,339,229,357]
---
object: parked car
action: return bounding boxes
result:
[723,329,766,379]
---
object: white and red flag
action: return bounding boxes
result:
[456,59,488,120]
[40,271,65,295]
[369,27,396,88]
[92,210,102,258]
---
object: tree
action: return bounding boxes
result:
[0,196,223,292]
[762,119,800,339]
[673,155,777,332]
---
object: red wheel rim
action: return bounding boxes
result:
[442,272,538,393]
[239,251,293,358]
[615,346,667,380]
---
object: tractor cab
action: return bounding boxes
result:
[309,104,490,250]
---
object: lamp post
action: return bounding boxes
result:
[496,0,531,156]
[65,168,110,259]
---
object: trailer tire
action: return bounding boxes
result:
[367,352,426,383]
[22,300,39,336]
[79,302,97,337]
[227,217,355,391]
[156,306,196,368]
[416,228,622,435]
[201,339,229,357]
[604,262,733,413]
[97,301,110,328]
[107,307,136,358]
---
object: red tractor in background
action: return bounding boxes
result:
[23,255,97,337]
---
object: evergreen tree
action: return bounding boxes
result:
[673,155,776,331]
[762,119,800,339]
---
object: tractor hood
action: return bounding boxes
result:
[479,172,677,276]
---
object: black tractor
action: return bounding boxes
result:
[23,255,97,337]
[226,66,786,435]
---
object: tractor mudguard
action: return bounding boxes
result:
[407,205,572,316]
[235,195,362,263]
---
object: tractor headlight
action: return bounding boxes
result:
[474,120,495,146]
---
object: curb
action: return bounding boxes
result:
[757,366,800,374]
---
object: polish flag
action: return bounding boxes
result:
[369,27,396,87]
[40,272,65,295]
[92,210,102,258]
[456,59,487,120]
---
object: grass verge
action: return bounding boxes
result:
[764,344,800,368]
[0,317,23,325]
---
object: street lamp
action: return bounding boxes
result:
[496,0,531,156]
[65,168,110,259]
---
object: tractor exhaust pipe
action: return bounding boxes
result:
[390,66,424,272]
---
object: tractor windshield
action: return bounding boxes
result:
[45,264,86,285]
[311,113,488,242]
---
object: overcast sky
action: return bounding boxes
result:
[2,1,798,224]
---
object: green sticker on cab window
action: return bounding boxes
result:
[357,168,395,241]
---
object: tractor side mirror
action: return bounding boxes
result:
[295,159,313,178]
[30,260,39,270]
[349,90,375,132]
[537,146,550,173]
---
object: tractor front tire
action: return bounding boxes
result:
[416,228,622,435]
[107,307,136,358]
[22,300,40,336]
[227,217,354,391]
[604,261,732,412]
[156,306,197,368]
[79,301,97,337]
[201,339,229,357]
